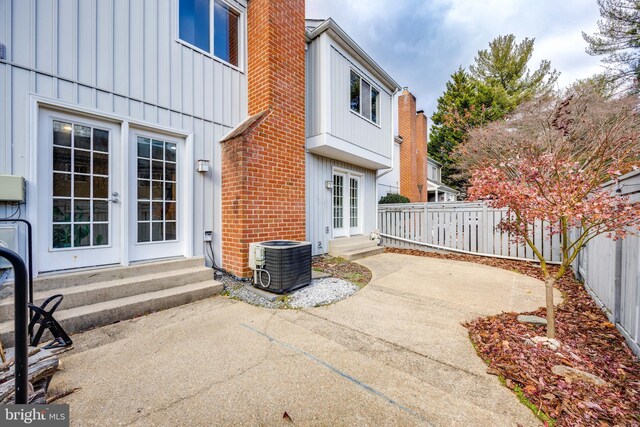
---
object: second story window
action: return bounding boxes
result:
[350,70,379,124]
[179,0,240,67]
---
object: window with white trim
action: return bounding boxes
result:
[179,0,240,67]
[350,70,380,124]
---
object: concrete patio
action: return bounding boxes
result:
[49,252,558,426]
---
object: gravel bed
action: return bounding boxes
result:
[220,274,359,309]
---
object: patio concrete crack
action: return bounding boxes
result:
[290,310,484,379]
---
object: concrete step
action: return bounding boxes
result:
[0,266,213,322]
[328,241,379,257]
[337,247,385,261]
[328,235,371,251]
[34,257,205,291]
[0,279,223,346]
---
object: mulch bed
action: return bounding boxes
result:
[386,247,640,426]
[312,255,372,288]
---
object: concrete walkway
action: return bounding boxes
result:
[49,253,557,426]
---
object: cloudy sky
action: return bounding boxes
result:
[306,0,604,125]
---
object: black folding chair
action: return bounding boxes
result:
[28,295,72,349]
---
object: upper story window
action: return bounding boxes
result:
[179,0,240,67]
[350,70,379,124]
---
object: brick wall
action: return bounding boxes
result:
[220,0,306,278]
[398,89,428,202]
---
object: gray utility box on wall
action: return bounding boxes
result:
[255,240,312,294]
[0,175,26,202]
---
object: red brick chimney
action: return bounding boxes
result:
[398,89,428,202]
[416,110,428,201]
[220,0,306,277]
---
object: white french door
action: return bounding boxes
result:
[128,129,186,262]
[37,110,122,272]
[332,170,363,238]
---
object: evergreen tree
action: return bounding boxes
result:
[583,0,640,92]
[429,35,558,193]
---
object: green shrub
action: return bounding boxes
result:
[379,194,410,204]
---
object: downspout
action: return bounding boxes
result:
[376,87,400,231]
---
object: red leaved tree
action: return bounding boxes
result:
[459,84,640,338]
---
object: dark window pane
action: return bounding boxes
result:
[53,199,71,223]
[93,176,109,199]
[152,202,164,220]
[138,202,151,221]
[350,71,360,113]
[361,80,371,119]
[74,175,90,198]
[53,173,71,197]
[179,0,210,52]
[74,125,91,149]
[371,88,379,123]
[138,222,150,243]
[165,143,177,162]
[93,152,109,175]
[74,224,91,247]
[165,202,176,221]
[93,224,108,246]
[74,199,91,222]
[152,140,164,160]
[152,161,164,180]
[152,181,163,200]
[138,180,150,200]
[93,128,109,153]
[93,201,109,222]
[138,159,150,179]
[165,222,177,241]
[152,222,164,242]
[137,137,150,158]
[53,147,72,172]
[53,121,72,147]
[165,182,176,201]
[214,0,239,66]
[165,163,176,182]
[74,149,91,174]
[53,224,71,248]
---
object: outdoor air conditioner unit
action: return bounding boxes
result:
[248,240,312,294]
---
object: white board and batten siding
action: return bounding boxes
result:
[306,153,376,256]
[0,0,248,264]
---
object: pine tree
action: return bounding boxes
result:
[583,0,640,92]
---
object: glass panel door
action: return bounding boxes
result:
[129,129,185,262]
[349,176,361,234]
[37,110,121,273]
[332,173,347,237]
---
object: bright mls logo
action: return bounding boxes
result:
[2,405,69,426]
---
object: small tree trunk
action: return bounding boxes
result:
[545,277,556,339]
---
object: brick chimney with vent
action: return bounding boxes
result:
[398,88,428,202]
[220,0,306,278]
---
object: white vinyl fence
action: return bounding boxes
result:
[571,171,640,356]
[378,202,562,263]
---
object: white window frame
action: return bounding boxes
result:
[349,69,381,127]
[176,0,245,72]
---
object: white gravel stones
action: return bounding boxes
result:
[288,278,359,308]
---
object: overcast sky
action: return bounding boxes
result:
[306,0,604,126]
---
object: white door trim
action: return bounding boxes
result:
[331,166,364,239]
[27,95,195,276]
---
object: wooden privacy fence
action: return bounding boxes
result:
[378,202,562,263]
[571,171,640,356]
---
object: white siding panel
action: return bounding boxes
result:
[35,0,55,74]
[113,0,129,95]
[129,0,144,100]
[156,0,171,108]
[143,0,157,104]
[10,0,30,66]
[96,0,114,91]
[77,0,95,86]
